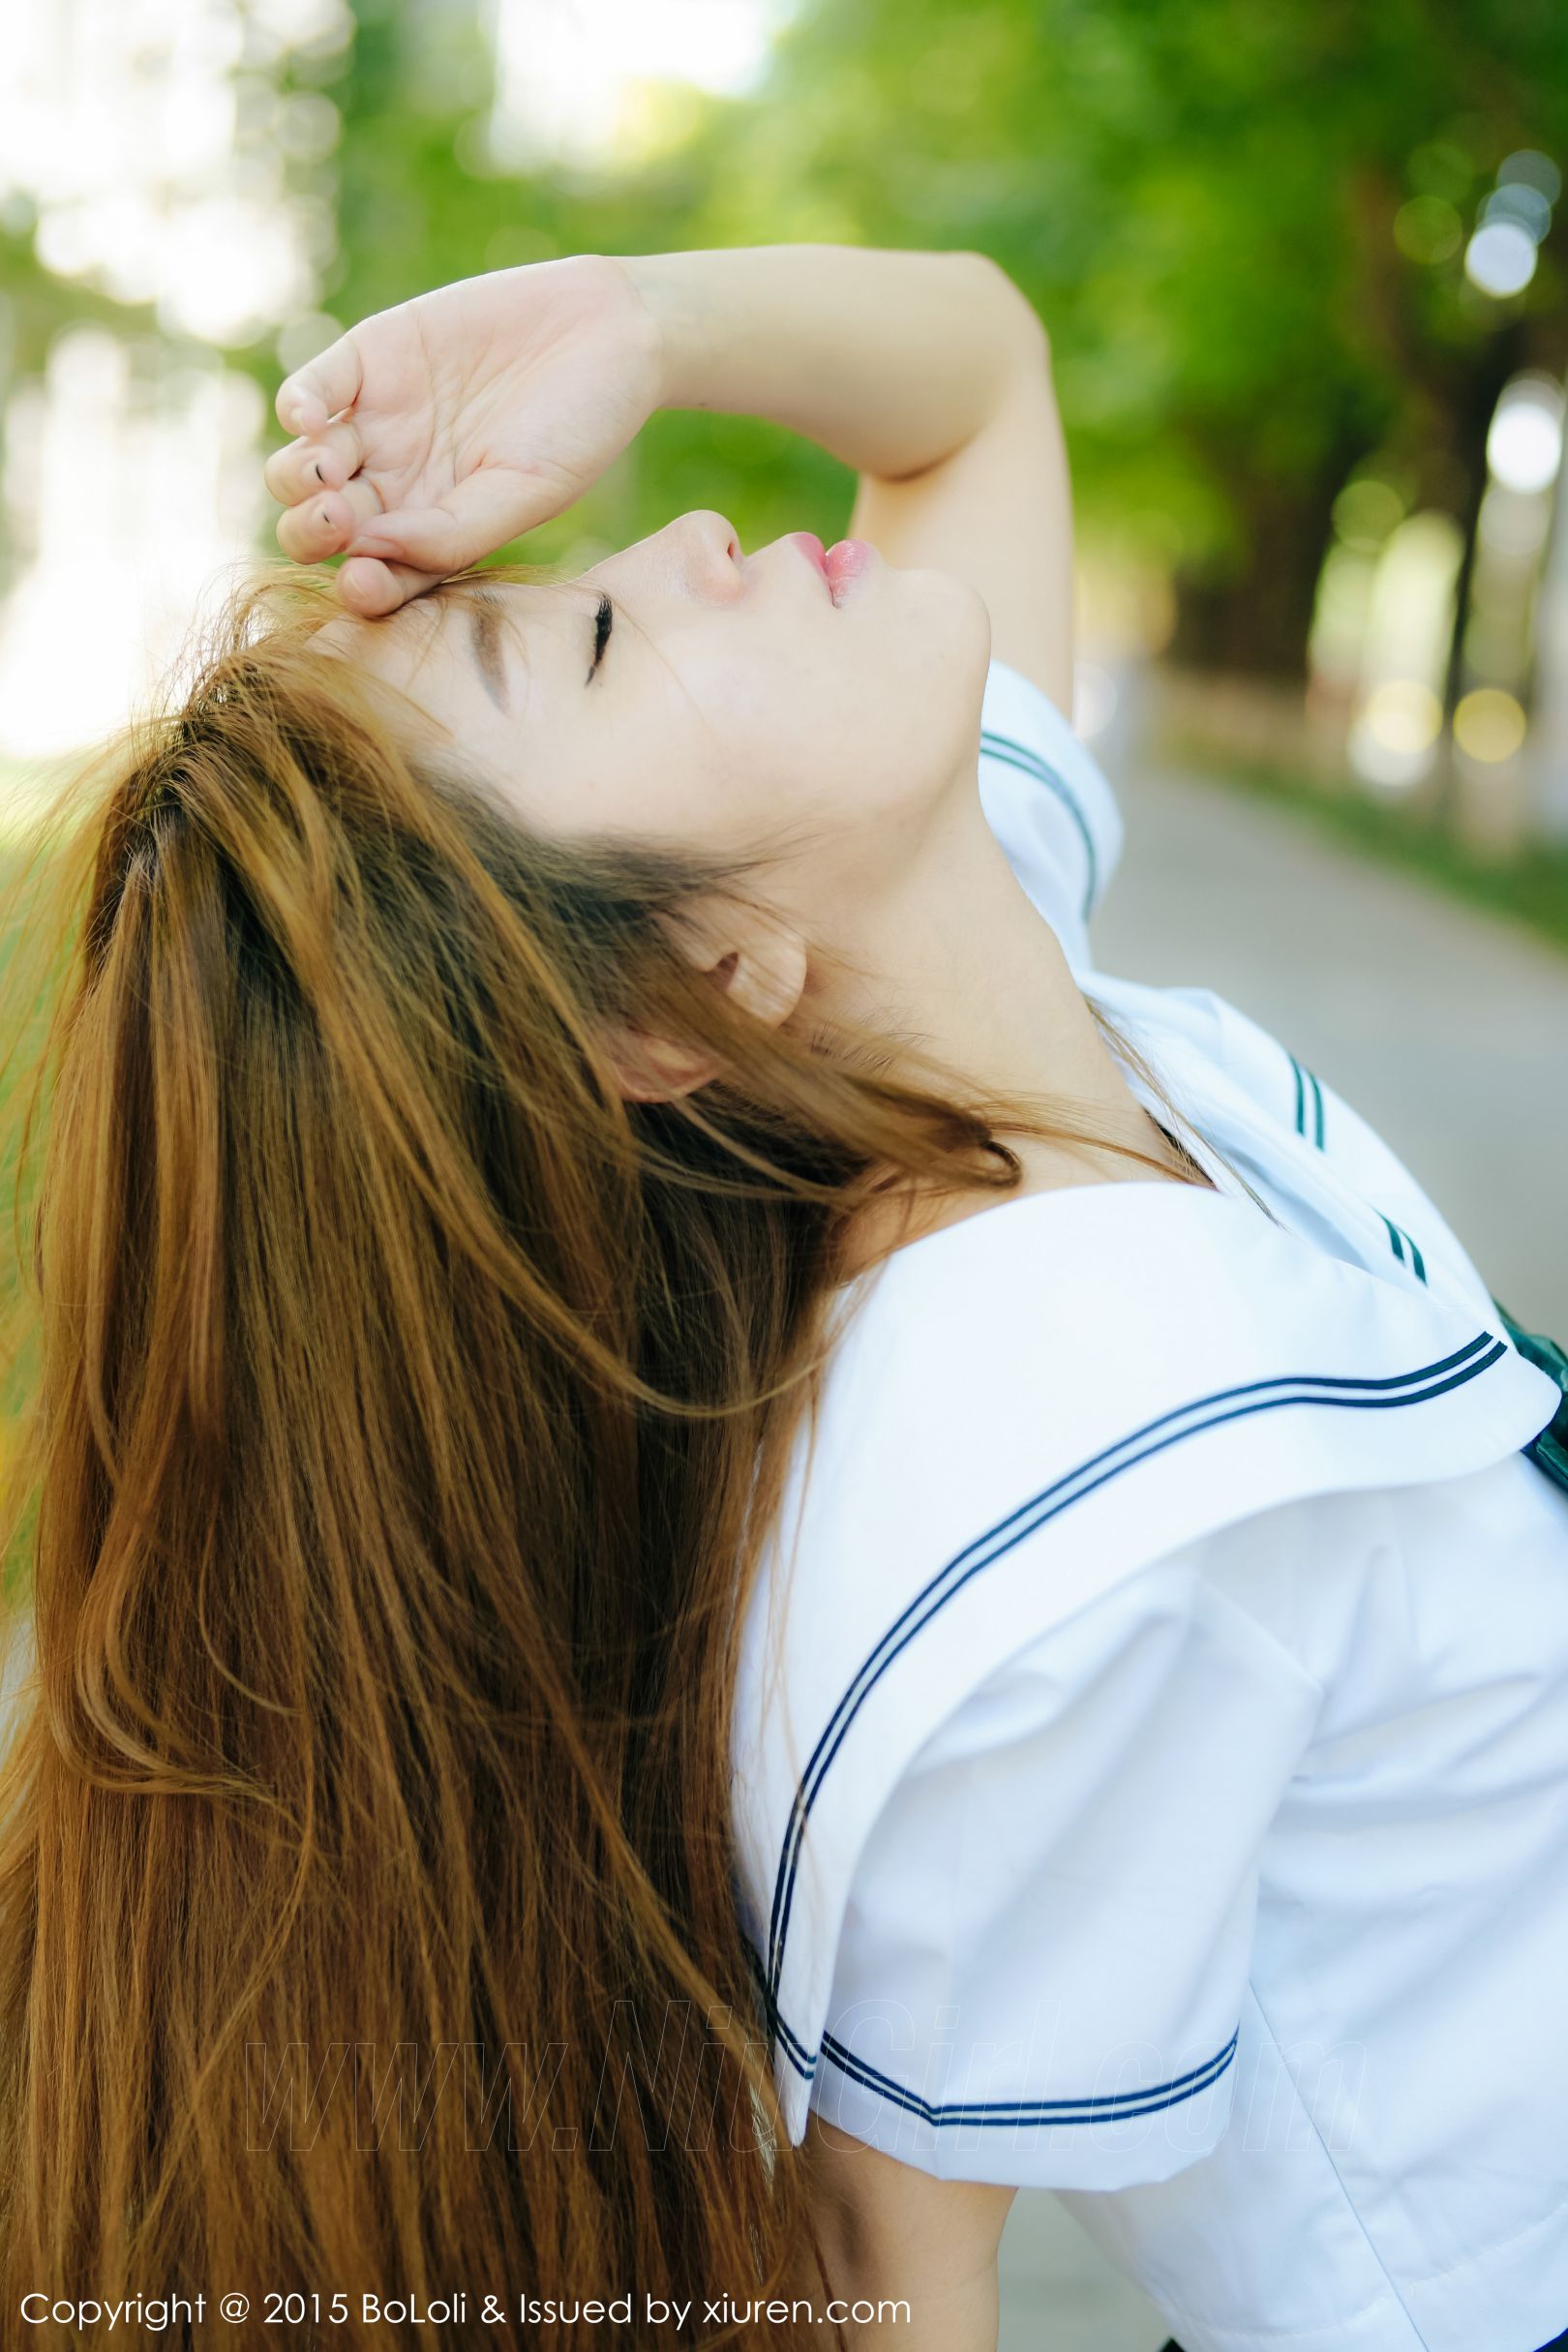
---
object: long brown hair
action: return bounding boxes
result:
[0,562,1194,2346]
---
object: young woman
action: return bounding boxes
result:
[3,244,1566,2351]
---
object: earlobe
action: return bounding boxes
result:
[603,905,809,1104]
[722,928,809,1027]
[671,902,808,1030]
[603,1026,721,1104]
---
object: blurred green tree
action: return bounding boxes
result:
[299,0,1568,679]
[8,0,1566,687]
[648,0,1568,680]
[295,0,855,571]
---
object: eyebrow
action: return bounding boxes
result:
[467,592,512,712]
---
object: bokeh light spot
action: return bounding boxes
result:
[1394,196,1462,264]
[1333,478,1404,551]
[1464,220,1538,297]
[1454,688,1527,764]
[1481,183,1553,242]
[1497,149,1562,204]
[1486,377,1565,496]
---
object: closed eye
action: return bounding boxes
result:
[585,591,613,686]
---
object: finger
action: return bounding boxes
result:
[276,333,364,438]
[336,554,445,618]
[343,467,558,572]
[275,476,383,563]
[263,418,367,506]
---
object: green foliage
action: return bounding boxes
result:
[268,0,1568,664]
[4,0,1567,653]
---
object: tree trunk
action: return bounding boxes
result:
[1437,316,1531,725]
[1167,457,1354,683]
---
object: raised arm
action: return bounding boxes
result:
[267,243,1073,709]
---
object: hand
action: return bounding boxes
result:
[263,255,664,616]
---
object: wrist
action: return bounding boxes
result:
[609,252,711,411]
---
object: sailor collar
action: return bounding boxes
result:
[1083,968,1498,1322]
[730,1176,1561,2141]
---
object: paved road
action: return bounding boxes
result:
[995,747,1568,2347]
[1095,753,1568,1332]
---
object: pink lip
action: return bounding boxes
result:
[785,530,829,583]
[824,538,872,605]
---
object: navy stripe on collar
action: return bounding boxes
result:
[1288,1051,1326,1148]
[763,1330,1507,2038]
[979,730,1098,920]
[1379,1213,1429,1285]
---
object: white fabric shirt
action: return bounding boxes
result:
[729,658,1568,2352]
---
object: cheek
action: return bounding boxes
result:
[704,640,869,797]
[673,581,989,838]
[618,723,776,853]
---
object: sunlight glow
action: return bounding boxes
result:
[1346,512,1463,790]
[1486,376,1565,497]
[490,0,791,166]
[0,0,337,346]
[0,331,267,761]
[0,0,340,763]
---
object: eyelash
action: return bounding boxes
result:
[588,592,613,682]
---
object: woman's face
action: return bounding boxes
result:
[317,509,991,927]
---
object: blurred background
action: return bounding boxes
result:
[2,5,1566,2341]
[5,0,1568,856]
[6,0,1565,1316]
[5,0,1568,829]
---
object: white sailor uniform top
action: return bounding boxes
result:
[729,658,1568,2352]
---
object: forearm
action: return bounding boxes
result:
[620,244,1045,481]
[803,2219,1000,2350]
[797,2117,1009,2352]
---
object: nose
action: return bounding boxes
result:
[680,508,743,593]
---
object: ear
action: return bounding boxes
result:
[603,902,810,1105]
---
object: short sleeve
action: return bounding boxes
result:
[805,1554,1323,2191]
[978,657,1125,972]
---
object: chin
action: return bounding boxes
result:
[913,569,993,710]
[908,562,989,651]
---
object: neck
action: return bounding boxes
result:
[808,781,1191,1262]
